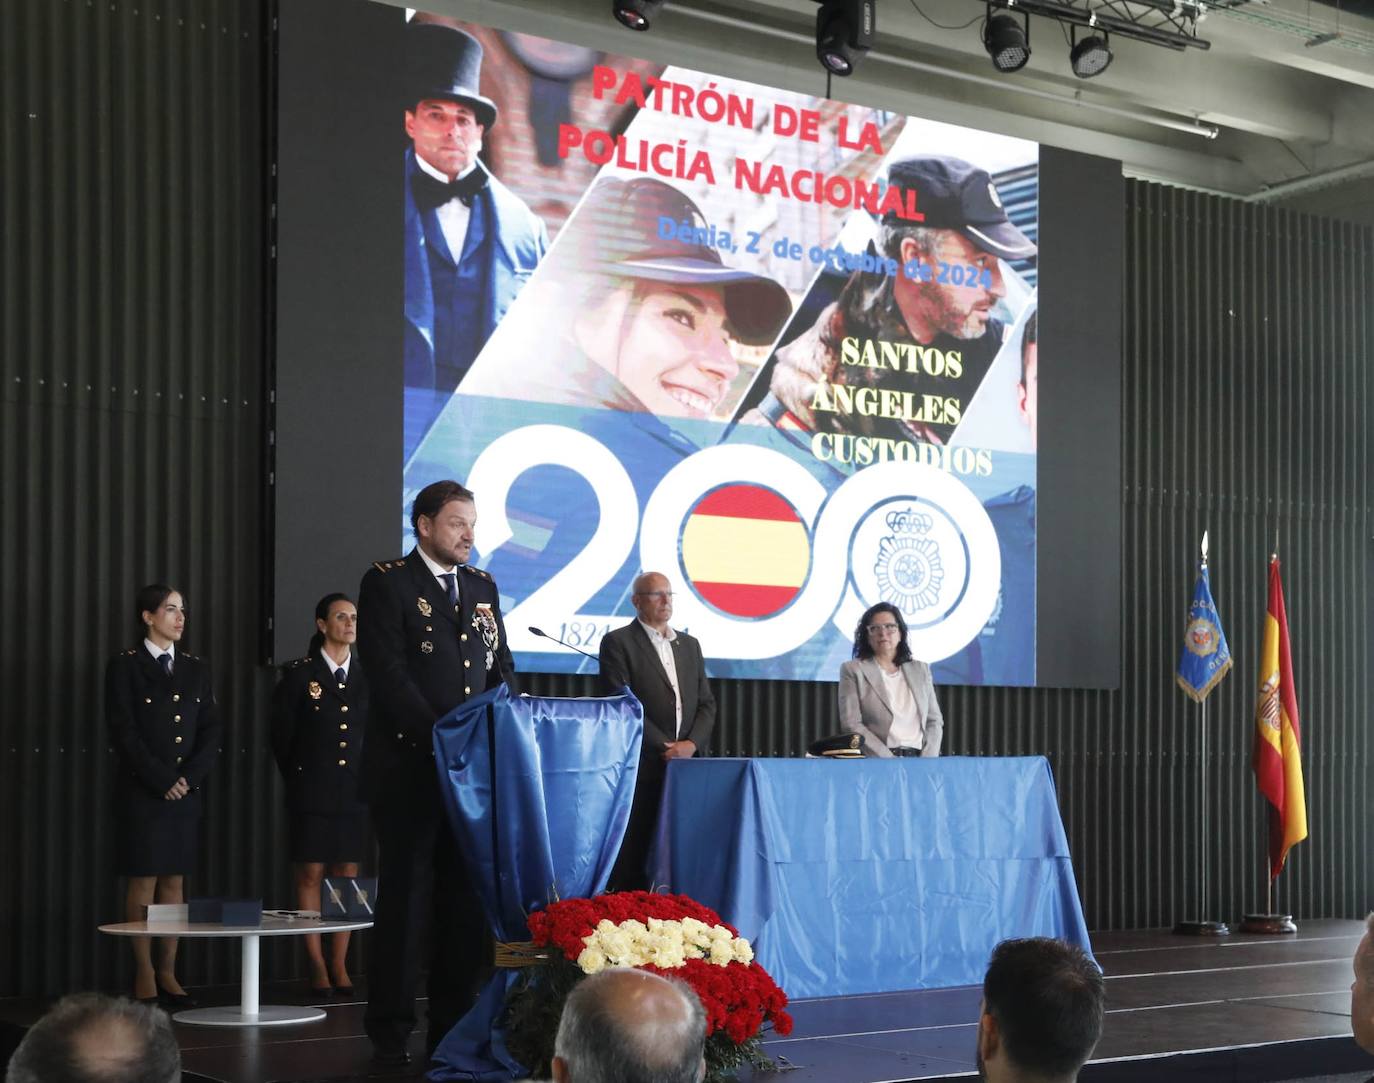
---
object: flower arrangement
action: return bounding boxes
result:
[504,891,793,1083]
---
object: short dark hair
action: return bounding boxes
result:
[307,592,353,656]
[134,584,178,638]
[852,602,913,665]
[1021,308,1038,385]
[555,969,706,1083]
[6,993,181,1083]
[410,480,475,535]
[983,938,1104,1079]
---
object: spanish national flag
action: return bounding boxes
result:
[1252,556,1308,880]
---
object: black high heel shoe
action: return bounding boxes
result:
[155,983,198,1010]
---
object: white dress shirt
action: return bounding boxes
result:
[415,153,474,262]
[144,639,175,669]
[320,648,351,682]
[638,620,683,738]
[417,546,459,608]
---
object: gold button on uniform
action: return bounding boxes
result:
[338,759,347,766]
[174,736,183,744]
[172,694,180,702]
[464,686,471,695]
[461,633,468,642]
[173,715,181,723]
[339,741,348,749]
[463,659,471,668]
[341,705,348,713]
[176,756,183,764]
[144,698,152,704]
[339,723,348,731]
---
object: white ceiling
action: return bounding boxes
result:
[391,0,1374,219]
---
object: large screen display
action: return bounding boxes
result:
[399,13,1040,683]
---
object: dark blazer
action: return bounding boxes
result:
[403,149,547,391]
[271,652,369,815]
[105,647,222,819]
[838,658,944,758]
[599,621,715,778]
[356,549,516,809]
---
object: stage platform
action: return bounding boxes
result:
[1,920,1369,1082]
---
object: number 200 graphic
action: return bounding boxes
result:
[468,425,1002,665]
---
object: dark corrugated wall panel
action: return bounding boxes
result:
[0,0,280,997]
[4,0,1371,999]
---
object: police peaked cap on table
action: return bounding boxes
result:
[885,155,1036,261]
[404,21,498,130]
[575,177,793,346]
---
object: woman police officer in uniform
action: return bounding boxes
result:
[105,584,222,1007]
[271,593,369,995]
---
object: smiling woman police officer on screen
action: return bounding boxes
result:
[271,593,370,996]
[105,584,222,1007]
[838,602,944,758]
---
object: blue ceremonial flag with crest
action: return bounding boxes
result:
[1176,546,1233,703]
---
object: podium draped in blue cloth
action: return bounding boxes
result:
[428,685,643,1082]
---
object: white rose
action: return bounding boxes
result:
[709,925,733,941]
[733,939,754,964]
[577,946,608,975]
[709,939,735,966]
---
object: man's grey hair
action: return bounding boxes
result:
[554,968,706,1083]
[879,221,947,265]
[6,993,181,1083]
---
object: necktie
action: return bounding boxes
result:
[411,166,489,211]
[159,652,173,677]
[335,667,347,687]
[440,572,459,609]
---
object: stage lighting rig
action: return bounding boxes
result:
[1069,26,1113,76]
[612,0,665,31]
[983,8,1031,70]
[815,0,876,76]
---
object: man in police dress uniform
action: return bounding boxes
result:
[358,479,516,1065]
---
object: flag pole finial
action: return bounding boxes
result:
[1201,529,1209,563]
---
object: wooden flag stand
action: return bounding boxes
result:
[1173,694,1229,937]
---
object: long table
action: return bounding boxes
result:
[651,756,1092,999]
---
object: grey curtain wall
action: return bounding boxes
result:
[2,0,1370,997]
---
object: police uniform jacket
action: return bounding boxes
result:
[357,549,516,809]
[271,652,369,815]
[105,647,222,819]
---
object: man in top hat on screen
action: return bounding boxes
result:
[753,154,1035,448]
[403,21,547,401]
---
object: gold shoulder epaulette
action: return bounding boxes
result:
[287,656,310,669]
[124,648,137,656]
[462,564,491,581]
[373,557,405,573]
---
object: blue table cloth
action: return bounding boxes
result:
[429,686,643,1081]
[651,756,1091,999]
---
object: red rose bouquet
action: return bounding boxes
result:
[505,891,793,1082]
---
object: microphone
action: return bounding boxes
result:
[529,626,600,664]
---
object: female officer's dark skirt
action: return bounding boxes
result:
[288,808,369,865]
[116,814,199,877]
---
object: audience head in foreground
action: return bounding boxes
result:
[977,937,1104,1082]
[552,968,706,1083]
[6,993,180,1083]
[1350,911,1374,1053]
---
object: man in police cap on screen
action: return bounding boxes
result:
[403,20,547,405]
[752,154,1036,448]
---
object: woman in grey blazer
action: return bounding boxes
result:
[838,603,944,758]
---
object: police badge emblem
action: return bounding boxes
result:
[874,508,945,616]
[308,680,323,700]
[417,597,432,617]
[1184,618,1219,657]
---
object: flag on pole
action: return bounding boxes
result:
[1176,533,1232,703]
[1252,556,1308,880]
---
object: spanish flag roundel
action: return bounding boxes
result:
[681,484,810,618]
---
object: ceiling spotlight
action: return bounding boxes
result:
[815,0,876,77]
[1070,28,1113,77]
[983,9,1030,73]
[612,0,665,31]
